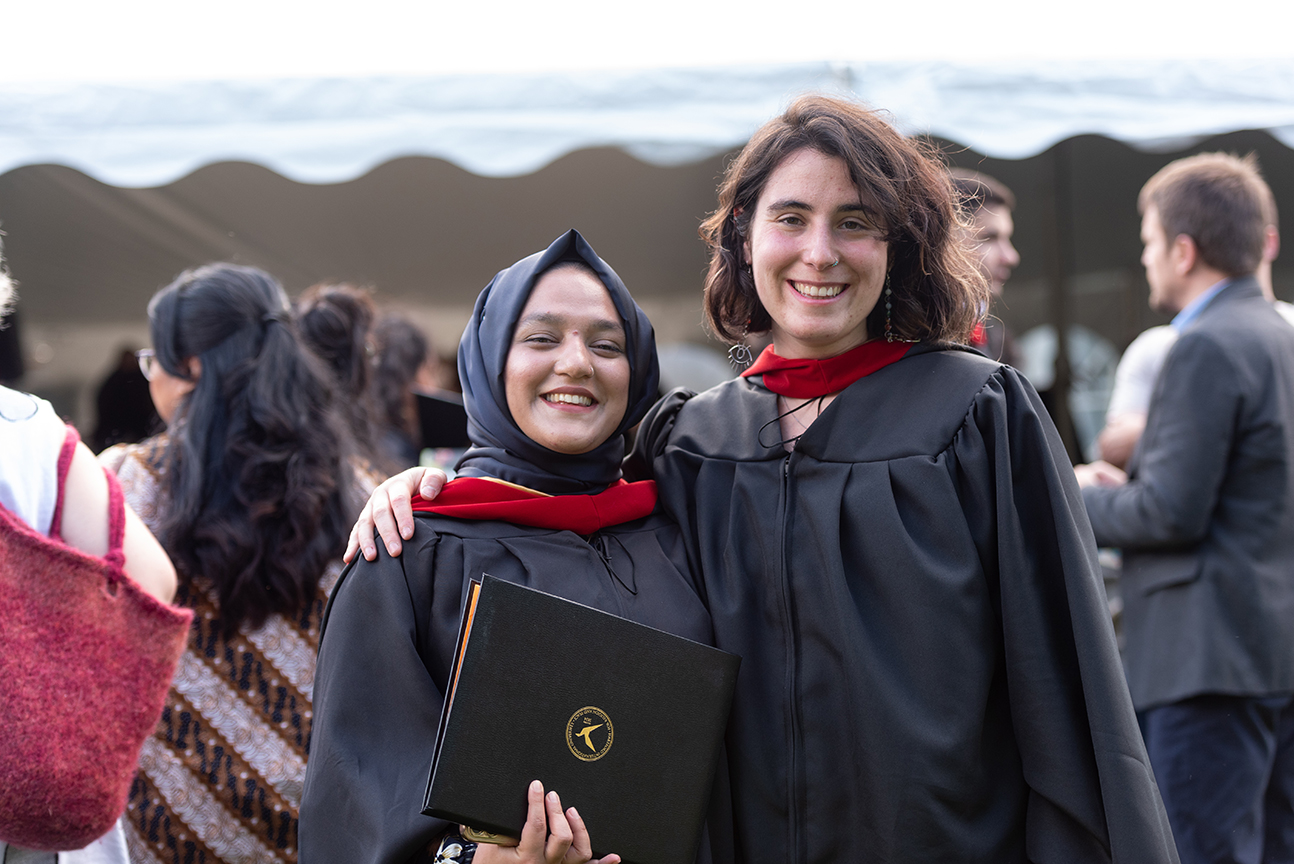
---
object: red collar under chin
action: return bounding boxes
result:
[410,476,658,535]
[741,340,912,399]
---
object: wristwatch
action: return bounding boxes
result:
[433,832,478,864]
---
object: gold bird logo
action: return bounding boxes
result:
[575,723,603,751]
[566,707,614,761]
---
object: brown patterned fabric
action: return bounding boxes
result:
[101,437,348,864]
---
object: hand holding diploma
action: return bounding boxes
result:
[471,780,621,864]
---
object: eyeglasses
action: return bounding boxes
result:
[135,349,158,381]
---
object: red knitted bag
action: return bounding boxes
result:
[0,430,192,851]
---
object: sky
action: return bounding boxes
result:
[2,0,1292,84]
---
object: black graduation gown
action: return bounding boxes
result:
[299,511,724,864]
[628,344,1177,863]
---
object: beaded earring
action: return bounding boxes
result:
[883,272,895,343]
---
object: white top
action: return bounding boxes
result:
[1106,300,1294,422]
[1276,299,1294,327]
[1104,325,1180,420]
[0,385,128,864]
[0,385,65,536]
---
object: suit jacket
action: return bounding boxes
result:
[1084,276,1294,710]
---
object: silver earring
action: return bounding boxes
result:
[728,320,754,370]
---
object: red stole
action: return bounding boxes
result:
[410,476,658,535]
[742,340,912,399]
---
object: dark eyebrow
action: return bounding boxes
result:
[764,198,874,217]
[516,311,624,334]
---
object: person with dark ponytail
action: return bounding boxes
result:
[294,281,385,476]
[100,262,358,864]
[369,312,433,470]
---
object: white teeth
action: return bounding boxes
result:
[792,282,843,298]
[544,393,593,406]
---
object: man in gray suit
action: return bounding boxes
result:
[1077,153,1294,864]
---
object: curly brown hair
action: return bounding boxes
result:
[700,94,987,345]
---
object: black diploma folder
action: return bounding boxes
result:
[423,575,739,864]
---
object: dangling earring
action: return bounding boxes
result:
[883,272,895,343]
[729,320,754,370]
[730,256,756,369]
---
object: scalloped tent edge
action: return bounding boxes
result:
[3,60,1293,187]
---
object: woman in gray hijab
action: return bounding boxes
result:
[301,231,723,864]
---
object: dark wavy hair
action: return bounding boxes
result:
[700,94,987,344]
[0,233,15,316]
[294,282,379,463]
[149,263,352,634]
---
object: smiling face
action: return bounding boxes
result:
[743,148,890,359]
[504,265,631,455]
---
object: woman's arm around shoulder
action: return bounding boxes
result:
[345,466,447,562]
[344,387,698,564]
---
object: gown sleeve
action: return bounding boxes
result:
[955,367,1177,862]
[623,388,693,483]
[299,528,451,864]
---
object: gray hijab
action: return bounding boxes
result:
[455,230,659,495]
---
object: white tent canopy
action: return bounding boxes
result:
[5,56,1294,450]
[4,60,1294,187]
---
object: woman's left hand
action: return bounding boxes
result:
[344,466,447,563]
[469,780,620,864]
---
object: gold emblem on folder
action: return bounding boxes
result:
[566,707,614,761]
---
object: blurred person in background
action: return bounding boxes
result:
[1,240,183,864]
[951,168,1021,367]
[370,312,436,470]
[90,346,159,453]
[1078,153,1294,864]
[0,269,22,384]
[100,263,361,864]
[294,282,384,480]
[1097,181,1292,469]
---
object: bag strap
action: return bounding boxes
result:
[49,425,79,541]
[50,425,127,571]
[103,468,126,571]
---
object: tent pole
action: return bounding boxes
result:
[1043,139,1079,461]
